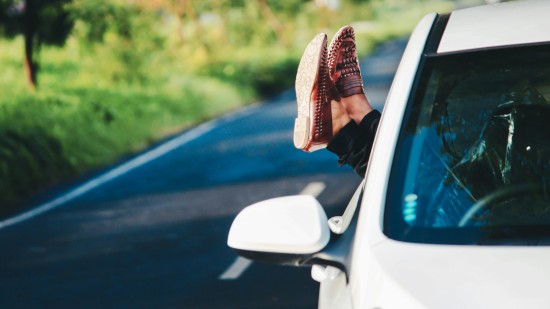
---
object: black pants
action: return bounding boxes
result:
[327,110,381,178]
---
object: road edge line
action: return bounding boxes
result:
[219,257,253,280]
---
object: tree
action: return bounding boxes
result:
[0,0,73,89]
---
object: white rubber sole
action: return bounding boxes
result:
[294,33,327,151]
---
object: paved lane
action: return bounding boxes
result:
[0,39,405,308]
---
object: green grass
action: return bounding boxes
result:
[0,38,253,214]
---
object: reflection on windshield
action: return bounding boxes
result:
[385,45,550,244]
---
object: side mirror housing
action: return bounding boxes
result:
[227,195,330,265]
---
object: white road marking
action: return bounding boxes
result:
[220,181,326,280]
[219,257,253,280]
[299,181,326,197]
[0,105,261,230]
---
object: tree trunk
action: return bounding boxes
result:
[23,0,38,89]
[24,32,37,89]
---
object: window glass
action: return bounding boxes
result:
[384,44,550,244]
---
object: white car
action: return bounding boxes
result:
[228,1,550,308]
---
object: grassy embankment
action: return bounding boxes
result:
[0,0,456,216]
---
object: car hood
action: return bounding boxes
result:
[371,240,550,309]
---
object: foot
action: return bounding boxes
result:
[294,33,333,152]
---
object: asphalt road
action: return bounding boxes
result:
[0,39,405,308]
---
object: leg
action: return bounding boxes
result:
[340,93,373,125]
[325,26,381,177]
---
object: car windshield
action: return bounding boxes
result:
[384,44,550,245]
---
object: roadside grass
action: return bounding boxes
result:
[0,38,252,214]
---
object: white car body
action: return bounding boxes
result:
[333,1,550,308]
[228,1,550,308]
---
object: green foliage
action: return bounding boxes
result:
[0,0,466,215]
[70,0,165,84]
[0,37,249,213]
[201,49,300,97]
[0,0,73,45]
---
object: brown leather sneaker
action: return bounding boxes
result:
[328,26,365,98]
[294,33,333,152]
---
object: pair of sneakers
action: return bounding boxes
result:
[294,26,365,152]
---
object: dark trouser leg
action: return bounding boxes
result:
[327,110,381,178]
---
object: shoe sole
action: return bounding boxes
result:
[294,33,327,151]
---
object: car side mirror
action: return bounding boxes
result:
[227,195,330,265]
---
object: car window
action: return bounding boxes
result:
[384,44,550,245]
